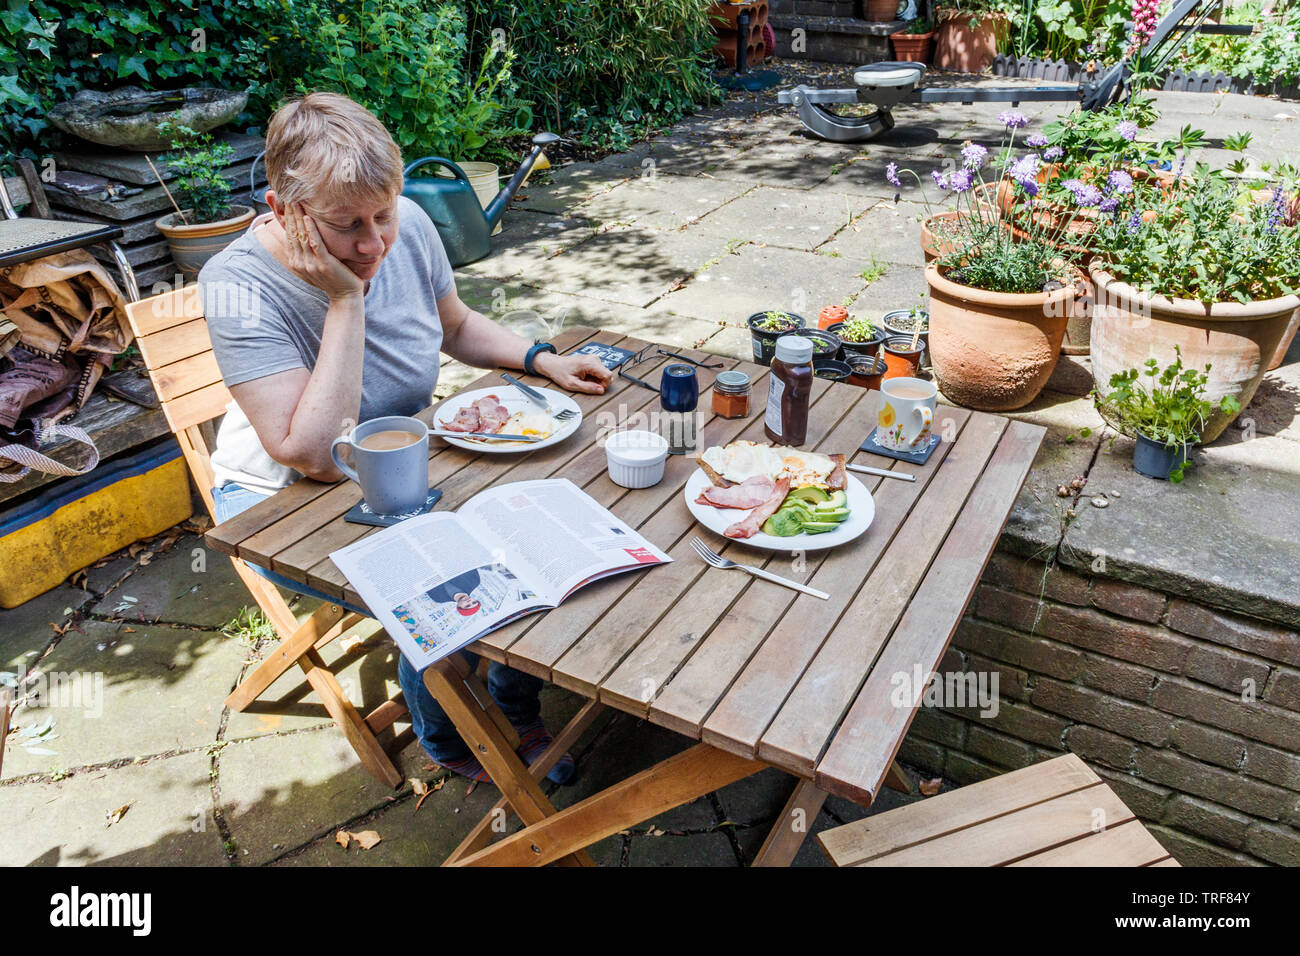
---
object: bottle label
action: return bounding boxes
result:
[765,375,785,436]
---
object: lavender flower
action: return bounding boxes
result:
[1020,179,1040,198]
[1266,187,1286,234]
[950,169,973,193]
[998,110,1029,130]
[1060,178,1086,198]
[1116,120,1139,142]
[1107,170,1134,195]
[961,143,988,170]
[886,162,901,187]
[1073,184,1104,208]
[1099,197,1120,213]
[1174,153,1187,182]
[1026,134,1048,149]
[1127,210,1142,234]
[1008,154,1040,186]
[1043,146,1064,162]
[931,169,950,190]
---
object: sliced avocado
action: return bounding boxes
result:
[813,507,851,522]
[801,520,842,534]
[820,490,848,510]
[791,486,831,504]
[762,509,806,537]
[781,499,817,516]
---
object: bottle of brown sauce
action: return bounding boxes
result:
[765,335,813,446]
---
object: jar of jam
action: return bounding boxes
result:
[712,370,751,419]
[765,335,813,446]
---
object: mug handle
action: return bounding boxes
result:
[913,405,933,443]
[330,436,361,484]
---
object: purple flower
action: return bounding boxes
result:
[1026,134,1048,148]
[1073,184,1104,208]
[1009,153,1040,186]
[961,143,988,170]
[1107,169,1134,195]
[1099,197,1120,213]
[1019,179,1040,198]
[1043,145,1064,162]
[1266,187,1286,233]
[1127,211,1142,234]
[998,110,1029,130]
[886,162,901,187]
[950,169,973,193]
[1116,120,1139,142]
[931,169,950,190]
[1060,178,1086,197]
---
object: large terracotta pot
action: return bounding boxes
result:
[1269,307,1299,370]
[926,262,1078,410]
[933,11,1006,73]
[866,0,901,21]
[1089,266,1300,441]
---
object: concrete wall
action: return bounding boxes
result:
[898,549,1300,867]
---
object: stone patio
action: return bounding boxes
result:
[4,64,1299,867]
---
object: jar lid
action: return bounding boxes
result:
[774,335,813,365]
[715,370,750,391]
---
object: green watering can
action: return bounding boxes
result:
[402,132,560,267]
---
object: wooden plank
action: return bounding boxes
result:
[125,286,202,337]
[1011,818,1171,867]
[135,317,213,369]
[859,784,1133,866]
[1148,857,1182,867]
[450,744,766,867]
[0,689,10,779]
[161,379,230,432]
[225,600,349,711]
[648,403,971,739]
[152,349,223,402]
[816,755,1100,867]
[812,420,1046,804]
[596,382,875,715]
[751,777,828,867]
[756,411,1008,779]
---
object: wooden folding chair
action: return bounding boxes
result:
[124,285,404,787]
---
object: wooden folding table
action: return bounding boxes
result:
[206,325,1044,866]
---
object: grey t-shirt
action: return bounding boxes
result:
[201,196,453,494]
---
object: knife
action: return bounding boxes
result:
[500,372,550,411]
[847,462,916,482]
[430,430,545,442]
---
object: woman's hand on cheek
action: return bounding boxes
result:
[536,353,613,394]
[284,203,364,302]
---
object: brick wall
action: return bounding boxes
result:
[898,550,1300,867]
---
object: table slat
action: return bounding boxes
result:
[1009,818,1172,867]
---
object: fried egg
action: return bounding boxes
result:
[700,441,836,487]
[500,409,555,441]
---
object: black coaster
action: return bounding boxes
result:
[344,488,443,527]
[860,429,942,465]
[572,342,637,370]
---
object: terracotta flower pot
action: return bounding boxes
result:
[882,335,924,380]
[847,354,887,390]
[1089,267,1300,441]
[891,31,935,64]
[921,211,967,262]
[933,11,1007,73]
[1269,307,1299,370]
[818,304,848,330]
[866,0,901,22]
[926,262,1078,410]
[156,204,255,281]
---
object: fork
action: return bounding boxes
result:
[500,372,578,421]
[690,538,830,600]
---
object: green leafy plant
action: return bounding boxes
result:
[903,17,933,33]
[837,316,879,342]
[159,122,235,224]
[1095,348,1241,480]
[756,311,798,332]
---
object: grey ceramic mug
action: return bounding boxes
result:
[330,415,429,515]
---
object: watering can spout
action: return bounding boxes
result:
[484,132,561,230]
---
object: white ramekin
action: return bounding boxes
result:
[604,429,669,489]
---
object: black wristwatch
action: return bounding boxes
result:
[524,341,557,376]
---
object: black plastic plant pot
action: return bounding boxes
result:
[802,327,843,361]
[827,321,887,359]
[1132,432,1192,480]
[813,357,852,383]
[882,309,930,364]
[747,311,806,366]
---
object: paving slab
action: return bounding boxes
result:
[816,199,921,264]
[512,162,629,215]
[1059,429,1300,628]
[0,583,92,675]
[592,127,760,178]
[1242,359,1300,444]
[704,131,857,189]
[627,830,737,866]
[660,241,871,323]
[690,184,874,251]
[0,750,227,866]
[2,620,244,779]
[89,533,250,628]
[845,261,927,316]
[573,174,753,231]
[454,210,598,282]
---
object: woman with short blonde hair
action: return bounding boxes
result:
[200,92,605,783]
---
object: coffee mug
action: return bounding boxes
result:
[875,377,936,451]
[330,415,429,515]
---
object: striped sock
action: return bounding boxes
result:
[439,754,491,783]
[514,720,577,785]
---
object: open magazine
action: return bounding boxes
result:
[329,478,671,669]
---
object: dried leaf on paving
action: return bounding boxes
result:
[105,804,131,827]
[335,830,351,849]
[919,777,943,796]
[354,830,382,850]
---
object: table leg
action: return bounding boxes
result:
[422,654,594,867]
[751,777,829,867]
[450,743,766,867]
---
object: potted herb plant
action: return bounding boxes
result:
[1088,168,1300,441]
[933,2,1009,73]
[746,310,806,366]
[891,18,935,64]
[1096,350,1241,481]
[882,297,929,363]
[827,315,887,359]
[153,123,254,280]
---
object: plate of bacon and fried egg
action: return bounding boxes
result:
[433,387,581,452]
[685,440,874,550]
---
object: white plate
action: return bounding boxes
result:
[684,469,875,552]
[432,386,582,453]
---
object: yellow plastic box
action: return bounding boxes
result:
[0,441,192,608]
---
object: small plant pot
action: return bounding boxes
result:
[818,304,848,330]
[882,309,929,366]
[802,327,843,361]
[827,321,887,359]
[813,357,852,383]
[882,335,924,380]
[1132,433,1192,481]
[156,204,255,280]
[866,0,901,21]
[846,354,887,391]
[890,31,934,64]
[747,311,806,366]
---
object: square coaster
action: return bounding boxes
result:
[860,429,941,465]
[571,341,637,370]
[344,487,443,527]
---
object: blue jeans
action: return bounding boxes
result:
[212,482,543,763]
